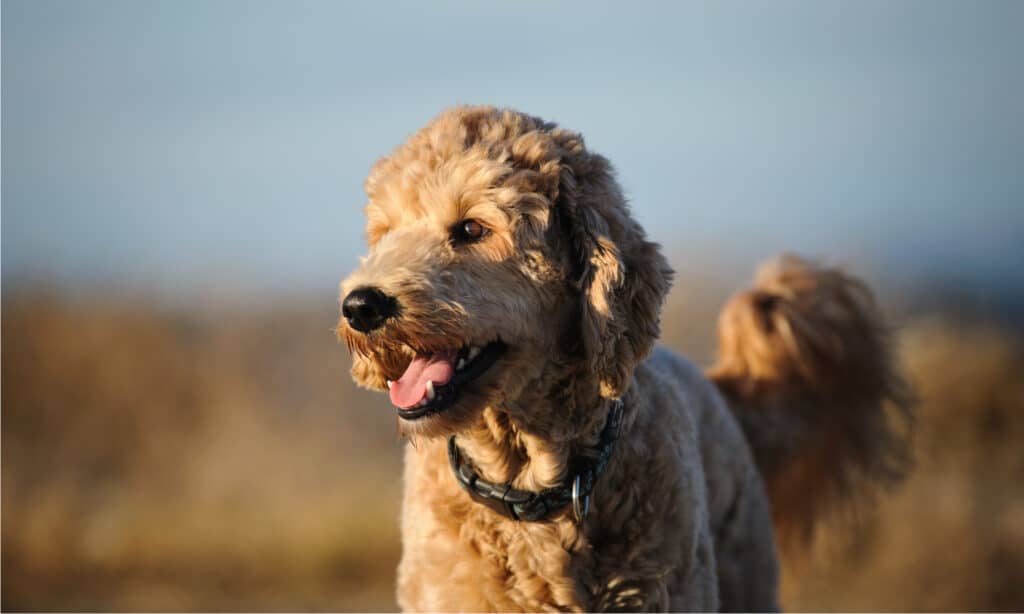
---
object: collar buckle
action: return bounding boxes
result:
[571,474,590,524]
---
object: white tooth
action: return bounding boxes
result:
[468,346,481,361]
[419,398,429,407]
[386,380,393,389]
[456,358,466,371]
[426,380,436,400]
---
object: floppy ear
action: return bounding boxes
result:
[559,155,674,398]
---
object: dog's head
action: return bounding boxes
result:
[338,107,672,438]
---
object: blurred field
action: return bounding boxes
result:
[3,282,1023,611]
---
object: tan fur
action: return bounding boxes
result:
[337,106,912,611]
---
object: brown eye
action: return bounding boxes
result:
[451,219,488,245]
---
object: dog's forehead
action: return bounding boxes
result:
[361,107,568,246]
[363,156,554,250]
[373,153,515,217]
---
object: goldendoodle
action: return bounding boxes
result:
[338,106,913,612]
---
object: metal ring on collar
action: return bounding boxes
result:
[571,474,590,524]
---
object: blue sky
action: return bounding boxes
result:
[3,0,1022,295]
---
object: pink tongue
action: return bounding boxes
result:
[389,350,457,409]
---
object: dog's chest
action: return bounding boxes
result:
[417,510,590,610]
[398,448,594,611]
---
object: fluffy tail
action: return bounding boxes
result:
[708,254,914,557]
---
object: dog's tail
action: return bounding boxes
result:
[708,254,914,558]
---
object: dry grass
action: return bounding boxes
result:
[2,285,1022,611]
[2,292,401,611]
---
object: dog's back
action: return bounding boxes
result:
[642,254,915,610]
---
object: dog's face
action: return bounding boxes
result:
[338,107,672,438]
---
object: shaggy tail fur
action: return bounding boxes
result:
[708,254,914,558]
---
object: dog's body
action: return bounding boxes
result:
[397,350,774,611]
[339,107,912,612]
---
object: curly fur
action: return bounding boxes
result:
[337,106,913,611]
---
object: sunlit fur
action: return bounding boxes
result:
[337,106,913,611]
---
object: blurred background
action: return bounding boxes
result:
[3,0,1022,610]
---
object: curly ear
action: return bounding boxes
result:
[559,154,674,398]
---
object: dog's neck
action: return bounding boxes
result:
[453,382,612,492]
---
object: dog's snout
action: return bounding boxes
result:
[342,286,398,333]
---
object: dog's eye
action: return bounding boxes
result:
[451,219,489,245]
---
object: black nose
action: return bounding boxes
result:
[342,286,398,333]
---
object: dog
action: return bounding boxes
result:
[337,106,913,612]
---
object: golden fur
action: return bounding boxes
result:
[338,106,913,611]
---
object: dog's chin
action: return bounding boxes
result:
[395,378,503,440]
[376,339,508,440]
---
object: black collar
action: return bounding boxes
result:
[447,398,624,523]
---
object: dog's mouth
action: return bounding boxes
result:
[387,340,507,421]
